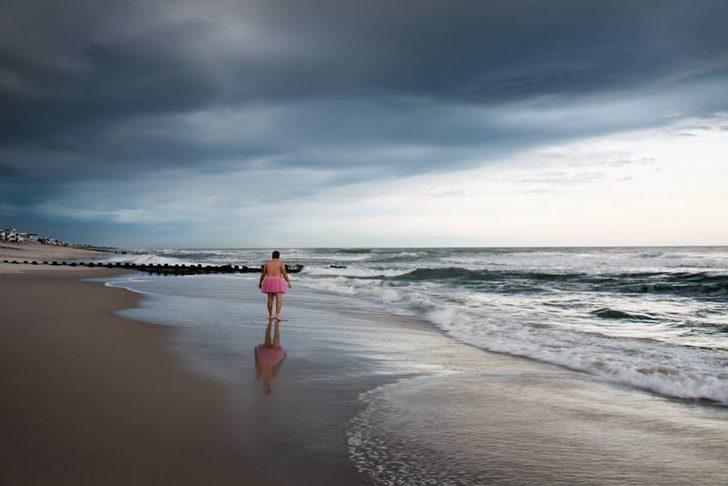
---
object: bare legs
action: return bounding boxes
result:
[275,292,283,320]
[266,292,284,320]
[266,293,274,319]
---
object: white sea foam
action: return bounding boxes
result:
[98,252,193,266]
[347,372,728,486]
[436,311,728,404]
[302,266,410,278]
[104,279,158,296]
[101,246,728,404]
[299,274,728,404]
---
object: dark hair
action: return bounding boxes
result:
[272,250,280,259]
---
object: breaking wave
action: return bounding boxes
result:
[98,245,728,404]
[389,267,728,298]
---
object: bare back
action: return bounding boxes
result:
[264,259,286,278]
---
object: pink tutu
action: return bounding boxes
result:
[261,277,288,294]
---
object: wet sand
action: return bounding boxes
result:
[110,274,728,485]
[0,266,270,485]
[3,252,727,485]
[349,371,728,484]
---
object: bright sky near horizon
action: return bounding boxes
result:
[2,1,727,247]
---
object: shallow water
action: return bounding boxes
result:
[101,247,728,404]
[349,373,728,485]
[103,272,728,485]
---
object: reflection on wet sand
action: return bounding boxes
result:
[255,319,287,394]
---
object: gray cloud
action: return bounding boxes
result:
[2,0,728,244]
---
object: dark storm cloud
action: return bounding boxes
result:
[3,0,728,150]
[2,0,728,243]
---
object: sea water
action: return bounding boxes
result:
[100,247,728,404]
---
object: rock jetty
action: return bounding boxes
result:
[0,260,304,276]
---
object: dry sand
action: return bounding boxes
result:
[0,258,269,484]
[0,241,106,275]
[0,240,103,262]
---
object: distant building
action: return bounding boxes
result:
[1,227,18,242]
[1,227,64,245]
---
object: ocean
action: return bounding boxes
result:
[100,246,728,405]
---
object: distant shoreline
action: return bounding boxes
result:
[0,242,110,272]
[107,244,728,251]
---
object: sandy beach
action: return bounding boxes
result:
[2,245,727,485]
[0,247,270,485]
[0,241,104,268]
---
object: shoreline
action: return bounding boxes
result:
[0,264,270,484]
[3,244,728,484]
[108,271,728,485]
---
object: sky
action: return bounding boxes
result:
[1,0,727,247]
